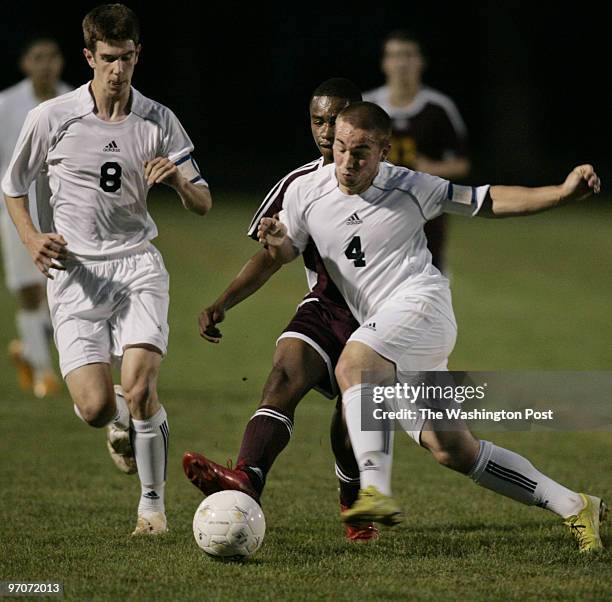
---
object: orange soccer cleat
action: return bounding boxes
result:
[8,339,34,392]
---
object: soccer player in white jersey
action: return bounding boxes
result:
[2,4,212,535]
[0,37,70,397]
[259,102,605,552]
[183,79,379,541]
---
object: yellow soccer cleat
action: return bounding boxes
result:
[131,512,168,536]
[341,485,404,527]
[8,339,34,392]
[564,493,607,553]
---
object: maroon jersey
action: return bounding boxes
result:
[247,157,348,307]
[364,85,468,168]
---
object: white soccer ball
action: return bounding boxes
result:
[192,490,266,560]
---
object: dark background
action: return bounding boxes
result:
[2,1,609,192]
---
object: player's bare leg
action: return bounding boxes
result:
[420,422,606,551]
[66,363,118,427]
[122,345,168,535]
[10,283,59,397]
[183,337,377,538]
[66,362,133,471]
[185,338,327,500]
[335,341,403,526]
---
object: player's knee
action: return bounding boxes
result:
[123,380,154,413]
[78,401,115,428]
[261,362,304,409]
[334,357,359,392]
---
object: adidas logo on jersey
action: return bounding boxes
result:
[363,322,377,331]
[346,212,362,225]
[103,140,120,152]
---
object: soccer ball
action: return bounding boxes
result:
[192,490,266,560]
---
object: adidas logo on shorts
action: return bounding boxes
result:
[363,322,377,331]
[103,140,120,152]
[346,212,363,225]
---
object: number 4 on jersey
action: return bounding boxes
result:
[345,236,366,267]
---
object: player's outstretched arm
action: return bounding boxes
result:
[4,194,67,279]
[483,164,601,217]
[198,248,285,343]
[145,157,212,215]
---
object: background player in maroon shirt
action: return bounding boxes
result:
[183,79,378,541]
[365,30,471,271]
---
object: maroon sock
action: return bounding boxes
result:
[237,404,294,492]
[330,398,361,507]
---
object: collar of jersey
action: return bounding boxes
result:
[72,82,158,121]
[330,162,388,203]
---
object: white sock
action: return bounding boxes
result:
[17,308,52,374]
[469,440,583,518]
[132,406,169,516]
[343,384,394,495]
[72,388,130,429]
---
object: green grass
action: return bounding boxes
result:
[1,192,611,601]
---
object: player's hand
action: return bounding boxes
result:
[145,157,181,188]
[560,164,601,203]
[24,232,68,279]
[198,304,225,343]
[258,217,287,247]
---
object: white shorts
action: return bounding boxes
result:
[48,243,170,378]
[1,209,45,292]
[349,285,457,442]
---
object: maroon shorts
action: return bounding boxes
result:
[277,293,359,398]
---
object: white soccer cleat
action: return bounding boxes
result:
[132,512,168,536]
[106,427,137,474]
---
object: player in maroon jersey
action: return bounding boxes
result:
[183,78,378,541]
[365,30,471,271]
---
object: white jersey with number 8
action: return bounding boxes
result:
[1,82,205,258]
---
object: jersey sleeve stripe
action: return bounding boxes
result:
[246,159,322,239]
[174,154,191,166]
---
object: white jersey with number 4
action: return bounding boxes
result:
[279,162,489,324]
[1,82,206,258]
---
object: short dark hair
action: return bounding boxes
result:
[383,30,424,56]
[310,78,362,103]
[337,102,392,142]
[82,4,140,52]
[19,36,60,60]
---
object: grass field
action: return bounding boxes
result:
[1,192,611,601]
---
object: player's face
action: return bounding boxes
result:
[382,40,424,84]
[310,96,350,165]
[84,39,140,97]
[20,41,63,89]
[333,119,390,195]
